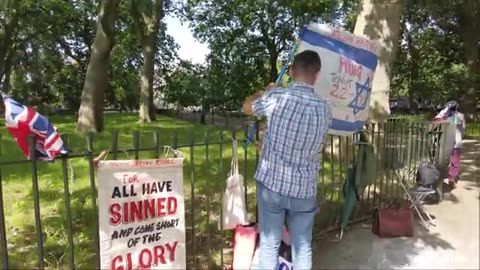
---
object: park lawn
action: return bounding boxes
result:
[0,113,267,269]
[465,122,480,138]
[0,113,351,269]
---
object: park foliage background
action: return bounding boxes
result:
[0,0,479,268]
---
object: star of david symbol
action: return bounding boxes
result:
[348,77,371,115]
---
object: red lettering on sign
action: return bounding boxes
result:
[138,248,152,269]
[111,256,124,270]
[109,241,179,270]
[339,56,362,81]
[156,159,175,165]
[109,204,122,225]
[123,174,139,184]
[329,83,348,100]
[109,197,178,225]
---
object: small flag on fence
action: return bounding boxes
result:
[1,92,68,160]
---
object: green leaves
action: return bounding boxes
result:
[180,0,348,109]
[1,0,179,114]
[163,60,205,108]
[391,0,479,110]
[2,0,476,117]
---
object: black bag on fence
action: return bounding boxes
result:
[415,162,443,202]
[416,162,440,187]
[277,241,292,270]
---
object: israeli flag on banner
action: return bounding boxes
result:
[297,23,381,136]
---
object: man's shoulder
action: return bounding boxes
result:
[275,87,288,93]
[314,95,331,104]
[271,85,331,106]
[310,95,332,109]
[266,87,287,97]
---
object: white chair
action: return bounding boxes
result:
[400,180,437,228]
[393,161,437,228]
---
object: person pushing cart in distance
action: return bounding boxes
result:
[243,50,332,270]
[432,100,466,189]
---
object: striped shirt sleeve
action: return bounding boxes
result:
[252,89,280,117]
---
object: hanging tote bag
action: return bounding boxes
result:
[221,139,248,230]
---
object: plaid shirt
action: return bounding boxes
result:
[253,82,332,199]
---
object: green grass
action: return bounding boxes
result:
[0,113,434,269]
[0,114,264,269]
[0,113,357,269]
[465,122,480,139]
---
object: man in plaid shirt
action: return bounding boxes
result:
[244,50,332,270]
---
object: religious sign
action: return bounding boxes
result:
[297,23,382,135]
[97,158,186,270]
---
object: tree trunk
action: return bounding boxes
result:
[459,0,480,115]
[200,88,207,124]
[32,42,43,98]
[2,53,12,92]
[76,0,120,133]
[269,53,278,82]
[353,0,404,122]
[139,33,156,123]
[0,14,18,86]
[149,85,156,120]
[134,0,164,123]
[200,110,206,124]
[405,10,419,114]
[0,46,8,85]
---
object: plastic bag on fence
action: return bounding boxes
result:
[220,139,248,230]
[238,225,291,270]
[251,226,292,270]
[231,224,257,270]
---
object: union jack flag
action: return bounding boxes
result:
[1,92,68,160]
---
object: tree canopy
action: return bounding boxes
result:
[0,0,478,130]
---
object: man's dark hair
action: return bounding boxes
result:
[292,50,321,74]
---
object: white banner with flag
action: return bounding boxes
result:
[297,23,382,136]
[97,158,186,270]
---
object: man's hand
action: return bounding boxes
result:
[265,82,277,91]
[254,141,262,152]
[243,83,278,116]
[243,92,262,116]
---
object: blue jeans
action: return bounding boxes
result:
[252,181,318,270]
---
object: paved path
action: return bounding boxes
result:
[313,140,480,269]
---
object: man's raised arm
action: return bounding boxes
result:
[243,83,277,116]
[243,91,265,116]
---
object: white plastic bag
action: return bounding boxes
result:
[221,139,248,230]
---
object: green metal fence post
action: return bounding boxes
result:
[28,135,44,270]
[60,134,75,270]
[0,134,9,269]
